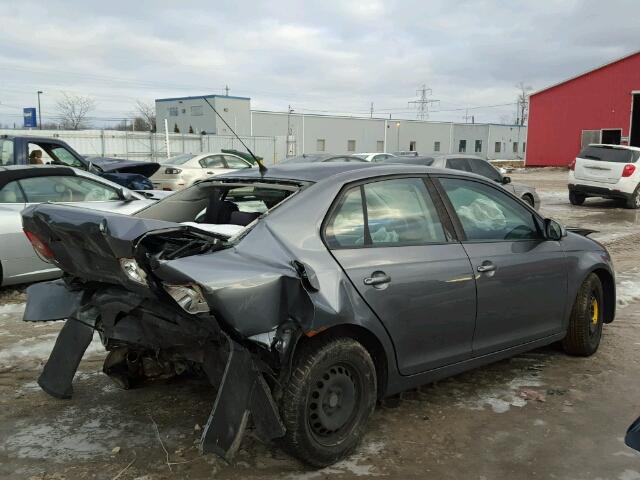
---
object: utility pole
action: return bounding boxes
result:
[224,85,230,96]
[408,84,439,120]
[462,109,475,124]
[286,105,294,157]
[37,90,43,129]
[396,122,401,151]
[370,102,374,118]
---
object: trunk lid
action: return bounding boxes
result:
[21,203,224,286]
[574,145,638,184]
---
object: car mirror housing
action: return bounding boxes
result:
[118,188,135,202]
[545,218,566,240]
[502,176,511,185]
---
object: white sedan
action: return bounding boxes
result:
[150,153,253,191]
[351,152,396,162]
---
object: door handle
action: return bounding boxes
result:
[477,263,496,273]
[206,171,214,174]
[363,272,391,286]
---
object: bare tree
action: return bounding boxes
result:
[56,93,96,130]
[516,82,533,126]
[134,100,156,131]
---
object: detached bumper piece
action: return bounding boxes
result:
[26,281,286,462]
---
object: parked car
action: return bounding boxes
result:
[280,153,366,164]
[393,151,419,157]
[383,154,540,209]
[150,152,253,191]
[568,144,640,208]
[351,152,396,162]
[0,165,157,286]
[0,135,159,190]
[23,162,614,467]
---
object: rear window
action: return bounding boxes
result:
[578,146,640,163]
[0,139,14,165]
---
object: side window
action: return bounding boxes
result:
[324,187,365,248]
[200,156,225,168]
[0,139,14,165]
[49,146,85,169]
[440,178,541,241]
[364,178,446,245]
[224,156,250,169]
[446,158,472,172]
[19,176,121,203]
[0,181,26,203]
[469,159,502,182]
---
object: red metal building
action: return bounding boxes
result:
[526,50,640,167]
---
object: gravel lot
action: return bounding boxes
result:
[1,168,640,479]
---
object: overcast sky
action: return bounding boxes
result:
[0,0,638,128]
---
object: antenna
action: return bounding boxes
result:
[408,85,439,120]
[201,96,267,174]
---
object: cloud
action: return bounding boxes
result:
[0,0,637,126]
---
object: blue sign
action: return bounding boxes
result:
[23,107,37,128]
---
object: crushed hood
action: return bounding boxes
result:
[89,157,160,177]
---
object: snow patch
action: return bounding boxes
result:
[456,374,544,414]
[617,271,640,308]
[287,441,386,479]
[0,302,26,317]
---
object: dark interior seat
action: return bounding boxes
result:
[229,211,260,226]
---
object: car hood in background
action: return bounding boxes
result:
[88,157,160,177]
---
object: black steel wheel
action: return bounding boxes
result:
[569,191,586,206]
[280,337,377,467]
[625,185,640,209]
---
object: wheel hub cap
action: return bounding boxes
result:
[308,364,357,438]
[590,296,599,326]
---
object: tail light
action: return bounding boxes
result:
[165,167,182,174]
[24,230,55,262]
[568,160,576,171]
[622,164,636,177]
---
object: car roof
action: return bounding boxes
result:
[432,154,486,160]
[0,165,78,189]
[587,144,640,152]
[216,161,487,185]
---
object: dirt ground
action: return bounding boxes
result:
[2,169,640,479]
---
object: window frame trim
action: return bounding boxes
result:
[431,173,545,244]
[321,173,458,251]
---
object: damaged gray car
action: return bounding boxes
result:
[21,162,615,467]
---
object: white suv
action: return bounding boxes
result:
[568,144,640,209]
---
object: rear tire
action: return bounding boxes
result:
[569,191,586,206]
[280,337,377,467]
[562,273,604,356]
[625,186,640,209]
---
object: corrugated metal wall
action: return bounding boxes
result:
[0,130,287,165]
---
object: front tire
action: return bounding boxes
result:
[562,273,604,356]
[569,191,586,206]
[280,337,377,467]
[625,185,640,209]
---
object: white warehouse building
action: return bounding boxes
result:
[156,94,527,160]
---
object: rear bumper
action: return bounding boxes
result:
[150,177,188,191]
[568,183,632,200]
[24,280,287,461]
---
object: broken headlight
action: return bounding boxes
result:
[164,284,210,314]
[120,258,148,285]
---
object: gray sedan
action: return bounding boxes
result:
[22,162,613,467]
[383,154,540,208]
[0,165,156,286]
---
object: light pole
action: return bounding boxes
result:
[396,122,401,151]
[37,91,43,129]
[286,105,294,157]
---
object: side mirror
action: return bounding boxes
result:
[502,176,511,185]
[118,188,135,202]
[544,218,566,241]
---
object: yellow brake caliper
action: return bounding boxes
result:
[591,297,599,325]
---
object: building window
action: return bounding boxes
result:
[169,107,178,117]
[409,140,417,151]
[347,139,356,152]
[181,108,186,114]
[513,142,518,153]
[376,140,384,151]
[495,142,501,153]
[523,142,526,153]
[317,139,326,152]
[434,141,441,152]
[191,106,203,116]
[458,140,467,153]
[475,140,482,153]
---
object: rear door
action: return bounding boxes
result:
[200,155,227,176]
[436,176,567,354]
[574,145,636,184]
[325,176,477,375]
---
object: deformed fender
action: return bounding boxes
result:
[23,279,85,322]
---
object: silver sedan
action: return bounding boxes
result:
[0,165,157,286]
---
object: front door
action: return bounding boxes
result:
[325,176,476,375]
[436,176,567,355]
